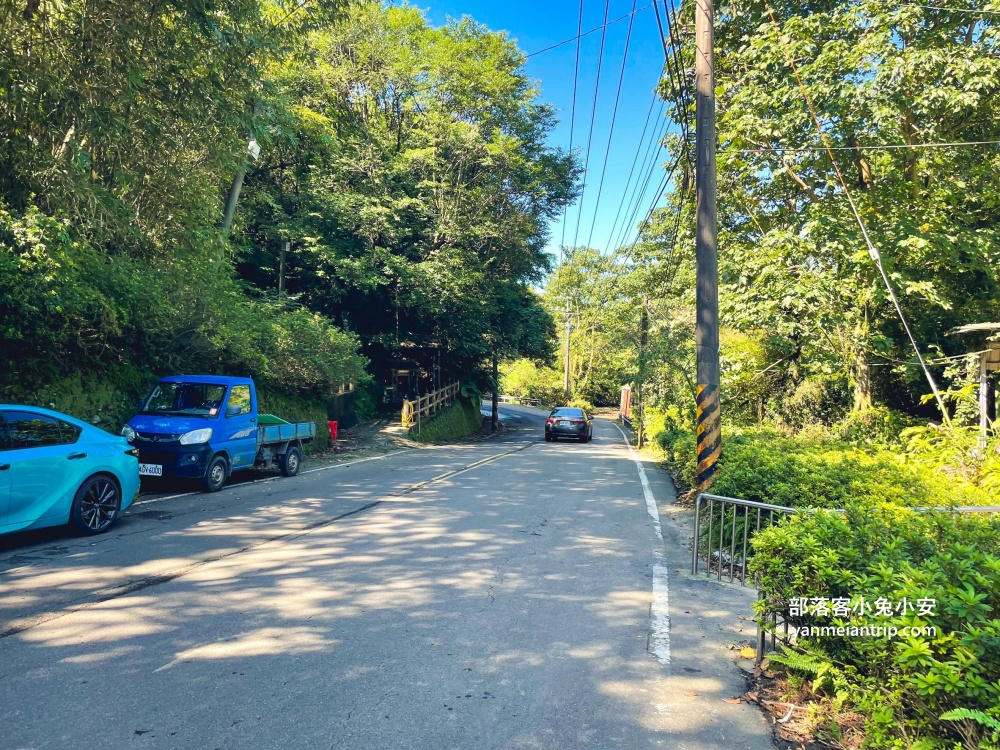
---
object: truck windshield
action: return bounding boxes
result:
[140,383,228,417]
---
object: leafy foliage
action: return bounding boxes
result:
[410,398,483,443]
[238,3,575,382]
[0,0,573,424]
[751,508,1000,747]
[500,359,564,408]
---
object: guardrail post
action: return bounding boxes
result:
[692,494,703,575]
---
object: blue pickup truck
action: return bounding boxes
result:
[122,375,316,492]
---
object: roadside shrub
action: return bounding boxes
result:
[689,430,990,509]
[751,507,1000,747]
[671,430,698,490]
[903,424,1000,493]
[777,374,850,427]
[354,380,380,421]
[834,405,918,445]
[0,370,154,435]
[645,405,685,448]
[567,397,595,412]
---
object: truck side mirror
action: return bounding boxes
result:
[226,404,243,417]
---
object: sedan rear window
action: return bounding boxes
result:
[1,411,81,448]
[551,408,585,418]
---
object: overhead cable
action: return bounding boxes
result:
[558,0,586,260]
[728,139,1000,153]
[604,96,666,253]
[526,2,656,58]
[585,0,640,251]
[571,0,612,252]
[609,116,671,255]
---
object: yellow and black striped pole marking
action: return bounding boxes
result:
[696,384,721,486]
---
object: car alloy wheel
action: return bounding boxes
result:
[72,476,121,534]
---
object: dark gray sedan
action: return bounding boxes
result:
[544,407,594,443]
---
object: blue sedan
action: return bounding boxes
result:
[0,406,140,536]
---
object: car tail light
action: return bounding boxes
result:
[546,418,554,424]
[570,419,583,424]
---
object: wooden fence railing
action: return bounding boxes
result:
[401,382,460,433]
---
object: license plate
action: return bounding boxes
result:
[139,464,163,477]
[558,420,569,426]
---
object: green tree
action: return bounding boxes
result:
[238,2,577,384]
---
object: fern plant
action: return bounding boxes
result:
[940,707,1000,750]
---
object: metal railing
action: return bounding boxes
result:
[401,382,460,433]
[690,493,1000,661]
[691,494,803,584]
[493,394,544,406]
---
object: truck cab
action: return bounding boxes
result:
[123,375,314,492]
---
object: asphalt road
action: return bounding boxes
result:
[0,406,771,749]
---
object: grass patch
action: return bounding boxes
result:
[410,398,484,443]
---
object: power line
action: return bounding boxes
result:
[571,0,612,252]
[616,151,669,251]
[558,0,586,260]
[526,2,657,58]
[602,0,689,254]
[609,117,671,254]
[610,106,674,250]
[588,153,685,313]
[660,0,695,151]
[627,150,683,247]
[585,0,640,251]
[652,0,686,137]
[601,0,690,256]
[605,150,682,289]
[727,139,1000,153]
[604,95,665,254]
[905,4,1000,14]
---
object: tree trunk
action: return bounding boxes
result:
[847,133,872,190]
[581,324,597,389]
[900,111,921,202]
[491,354,499,431]
[853,349,873,412]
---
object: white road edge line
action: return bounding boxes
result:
[613,422,670,666]
[132,449,413,507]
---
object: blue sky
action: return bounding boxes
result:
[417,1,674,263]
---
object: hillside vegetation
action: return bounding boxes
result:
[0,1,573,426]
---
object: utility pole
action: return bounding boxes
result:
[637,295,648,448]
[563,299,573,401]
[221,137,261,237]
[492,354,500,431]
[221,100,262,237]
[694,0,721,486]
[279,239,288,296]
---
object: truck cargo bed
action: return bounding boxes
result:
[257,422,316,445]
